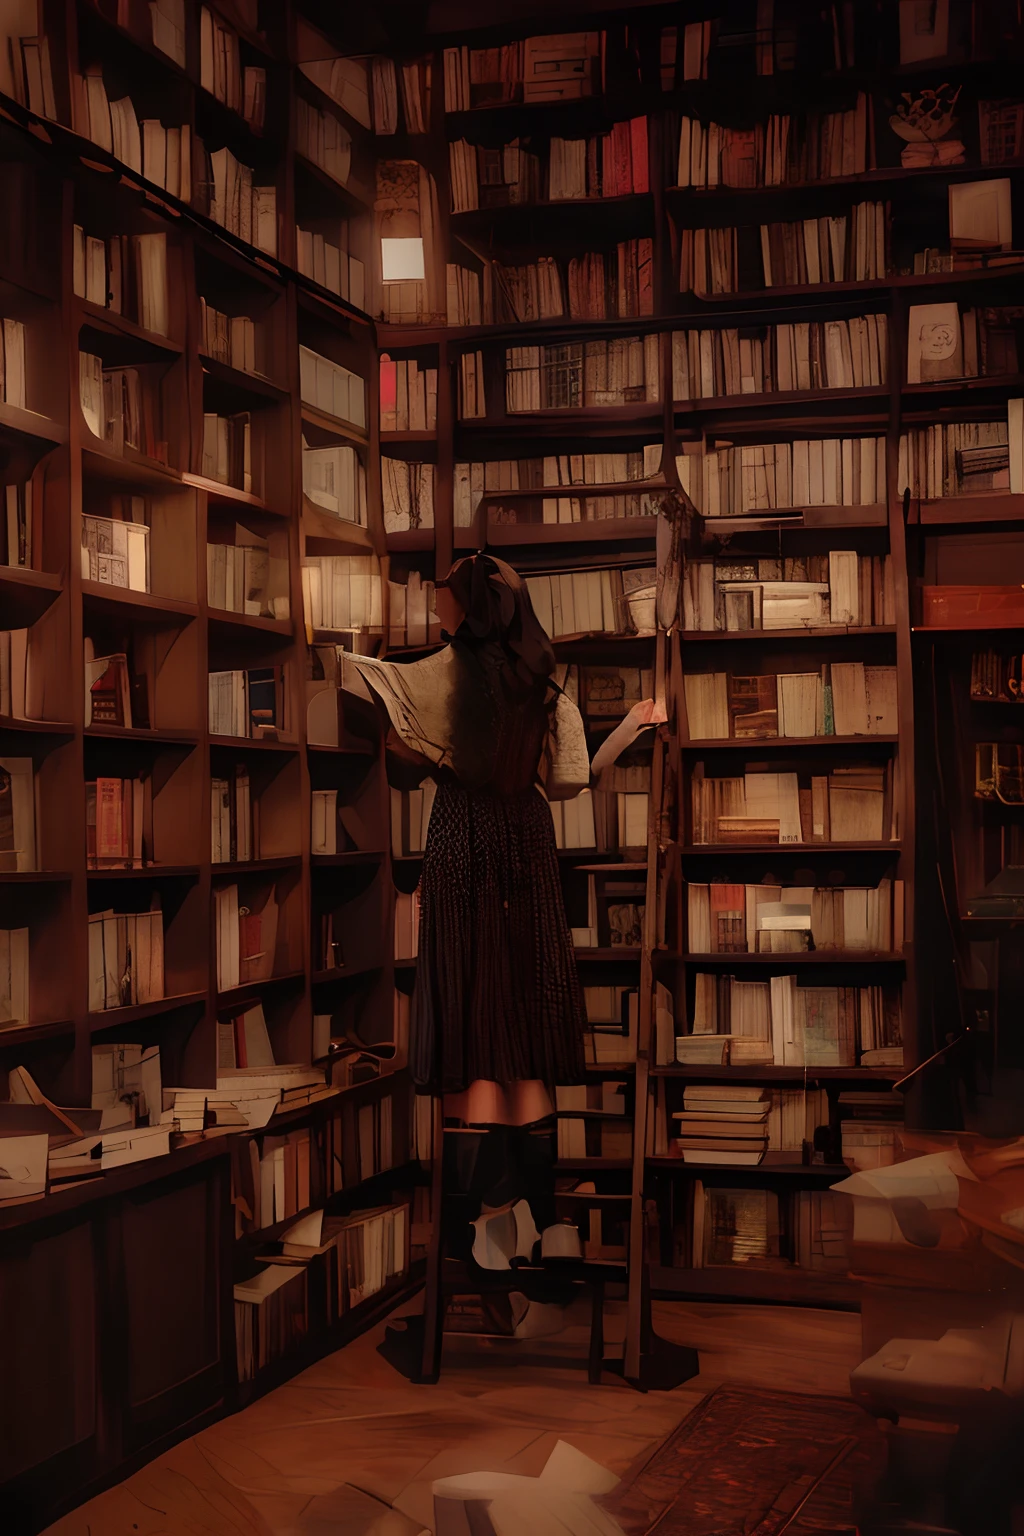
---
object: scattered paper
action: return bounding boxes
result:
[0,1133,47,1200]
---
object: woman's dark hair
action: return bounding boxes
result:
[440,553,556,694]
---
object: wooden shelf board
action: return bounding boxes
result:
[216,971,306,1005]
[677,951,905,965]
[294,152,372,215]
[478,479,667,503]
[206,608,294,636]
[183,473,277,512]
[306,741,377,757]
[649,1263,860,1310]
[0,1018,76,1048]
[680,841,900,854]
[310,959,384,985]
[77,298,185,355]
[85,725,199,747]
[916,494,1024,525]
[459,404,661,435]
[555,1157,632,1172]
[652,1063,902,1080]
[212,856,301,875]
[310,851,386,867]
[0,869,72,883]
[207,734,299,752]
[89,991,207,1028]
[681,626,896,643]
[0,716,74,738]
[647,1153,851,1179]
[81,581,198,623]
[574,947,642,961]
[674,384,888,416]
[483,518,658,546]
[80,443,183,491]
[0,399,65,446]
[300,404,368,444]
[200,355,289,402]
[0,565,63,626]
[86,864,200,879]
[682,734,899,750]
[380,430,436,443]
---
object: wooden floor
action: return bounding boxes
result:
[45,1296,862,1535]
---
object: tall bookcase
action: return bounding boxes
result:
[2,0,1024,1494]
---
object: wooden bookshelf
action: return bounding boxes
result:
[2,0,1024,1504]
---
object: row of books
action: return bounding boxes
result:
[205,146,277,256]
[689,1184,850,1272]
[525,565,655,641]
[492,243,656,325]
[453,449,663,527]
[390,784,436,857]
[212,766,253,864]
[382,459,434,533]
[234,1201,410,1380]
[379,356,437,433]
[0,482,32,570]
[443,33,601,110]
[0,928,28,1027]
[683,664,898,741]
[448,116,648,212]
[300,556,382,633]
[310,790,373,859]
[906,302,1021,385]
[394,889,421,963]
[505,336,661,413]
[296,28,373,129]
[676,97,871,189]
[199,300,261,376]
[327,1094,399,1193]
[458,350,486,419]
[87,908,164,1012]
[71,68,193,202]
[897,413,1023,499]
[686,879,901,956]
[671,316,888,400]
[299,347,366,430]
[549,785,650,856]
[556,1082,630,1160]
[669,1084,831,1166]
[214,883,279,992]
[0,629,32,720]
[201,411,252,493]
[2,26,57,119]
[683,553,896,632]
[690,763,896,846]
[206,536,288,619]
[79,353,165,462]
[200,6,264,128]
[572,867,646,949]
[209,667,284,740]
[295,97,352,187]
[679,204,886,296]
[81,510,149,593]
[679,436,887,516]
[365,52,431,135]
[86,777,148,868]
[0,756,35,872]
[680,975,903,1068]
[295,225,365,309]
[72,226,168,337]
[562,664,654,722]
[662,15,854,84]
[0,318,26,409]
[302,442,366,524]
[970,650,1024,702]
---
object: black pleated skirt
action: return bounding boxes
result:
[411,780,587,1095]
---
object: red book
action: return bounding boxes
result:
[378,354,398,431]
[612,121,631,197]
[629,116,649,193]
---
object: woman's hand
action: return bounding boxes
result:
[590,697,665,777]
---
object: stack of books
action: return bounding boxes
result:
[672,1085,770,1166]
[672,315,887,399]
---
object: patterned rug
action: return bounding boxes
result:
[604,1385,886,1535]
